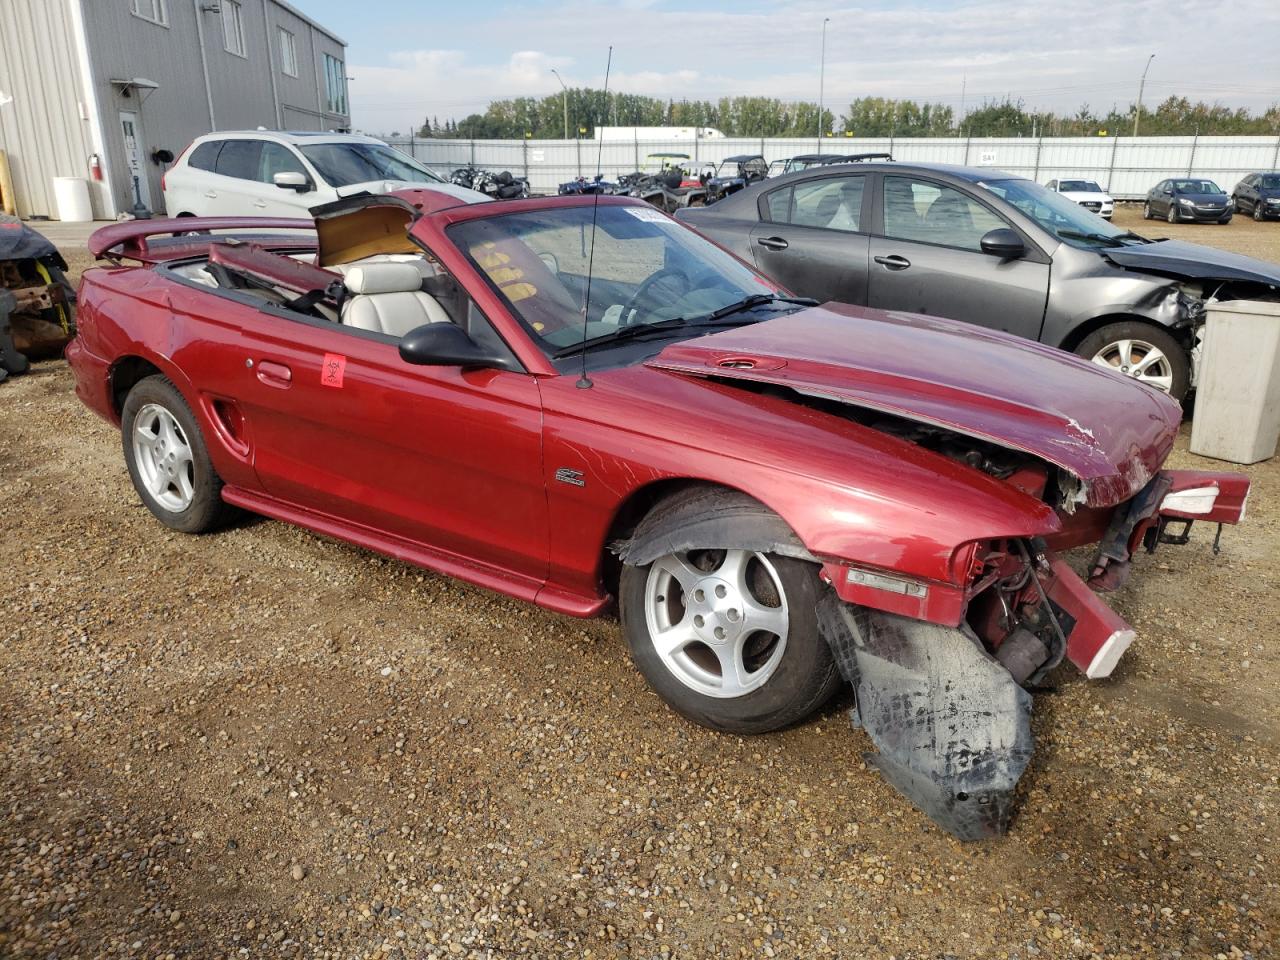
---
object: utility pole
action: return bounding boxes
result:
[551,68,569,140]
[958,74,966,135]
[818,17,830,150]
[1133,53,1155,137]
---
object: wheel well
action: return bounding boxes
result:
[1057,313,1180,353]
[598,479,745,601]
[176,211,196,218]
[110,356,163,416]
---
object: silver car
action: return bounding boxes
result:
[677,162,1280,401]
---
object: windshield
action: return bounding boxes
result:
[448,203,790,360]
[1261,174,1280,189]
[1059,180,1101,193]
[299,142,445,188]
[717,160,742,176]
[980,178,1140,249]
[1172,180,1223,194]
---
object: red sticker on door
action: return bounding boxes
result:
[321,353,346,388]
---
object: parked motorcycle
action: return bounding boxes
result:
[451,166,530,200]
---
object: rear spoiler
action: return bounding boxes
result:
[88,216,314,264]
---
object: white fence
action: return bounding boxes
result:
[387,134,1280,200]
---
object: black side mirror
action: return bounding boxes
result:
[979,227,1025,259]
[399,323,505,369]
[152,148,175,165]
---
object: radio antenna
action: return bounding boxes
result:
[576,45,612,390]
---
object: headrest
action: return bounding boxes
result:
[343,262,424,295]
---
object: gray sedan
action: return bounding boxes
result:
[676,162,1280,401]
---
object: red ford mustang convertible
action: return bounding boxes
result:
[69,191,1248,839]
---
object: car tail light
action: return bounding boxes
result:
[164,138,197,193]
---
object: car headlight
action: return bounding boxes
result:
[1178,198,1194,207]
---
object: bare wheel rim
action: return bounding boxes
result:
[1090,338,1175,393]
[643,549,789,699]
[132,402,196,512]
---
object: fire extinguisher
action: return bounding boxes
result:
[88,154,103,182]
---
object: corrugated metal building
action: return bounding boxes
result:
[0,0,348,220]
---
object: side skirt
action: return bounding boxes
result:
[820,594,1034,840]
[220,485,606,619]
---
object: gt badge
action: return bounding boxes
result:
[321,353,346,388]
[554,467,585,487]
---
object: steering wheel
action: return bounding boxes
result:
[620,267,691,327]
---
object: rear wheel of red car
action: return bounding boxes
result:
[1075,321,1190,401]
[619,491,842,735]
[121,375,235,534]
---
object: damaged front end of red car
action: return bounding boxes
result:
[814,468,1248,841]
[646,305,1251,840]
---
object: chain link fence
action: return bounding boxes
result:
[386,134,1280,200]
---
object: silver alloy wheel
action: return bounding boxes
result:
[1090,338,1175,393]
[643,549,789,699]
[132,402,196,512]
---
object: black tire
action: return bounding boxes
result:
[121,375,236,533]
[1166,203,1177,224]
[1254,204,1264,222]
[1220,215,1233,224]
[1073,320,1191,402]
[1143,202,1153,220]
[618,490,842,735]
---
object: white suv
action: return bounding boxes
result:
[162,131,486,218]
[1045,178,1115,220]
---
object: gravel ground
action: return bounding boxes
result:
[1,218,1278,959]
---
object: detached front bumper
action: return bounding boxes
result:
[1046,468,1249,680]
[821,467,1249,840]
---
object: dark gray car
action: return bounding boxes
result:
[676,162,1280,400]
[1143,178,1234,224]
[1232,172,1280,221]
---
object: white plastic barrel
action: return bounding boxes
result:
[1190,300,1280,464]
[52,176,92,221]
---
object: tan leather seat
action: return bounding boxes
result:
[330,253,437,280]
[341,262,451,337]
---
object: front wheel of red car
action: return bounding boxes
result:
[620,545,841,736]
[121,375,235,534]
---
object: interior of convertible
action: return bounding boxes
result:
[168,202,491,343]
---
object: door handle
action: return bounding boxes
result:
[251,199,267,209]
[756,236,789,251]
[204,190,218,199]
[874,254,911,270]
[255,360,292,388]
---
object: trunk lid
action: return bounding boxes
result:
[646,304,1182,508]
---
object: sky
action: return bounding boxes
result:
[297,0,1280,134]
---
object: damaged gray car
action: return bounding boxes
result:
[677,162,1280,401]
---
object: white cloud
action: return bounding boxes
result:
[347,0,1280,133]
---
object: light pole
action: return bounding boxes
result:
[1133,53,1155,137]
[818,17,830,149]
[551,68,569,140]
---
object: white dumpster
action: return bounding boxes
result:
[52,176,92,222]
[1190,300,1280,464]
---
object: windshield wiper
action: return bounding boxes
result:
[552,316,689,358]
[552,295,818,359]
[700,293,817,324]
[1056,229,1145,248]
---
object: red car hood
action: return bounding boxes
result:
[646,304,1182,509]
